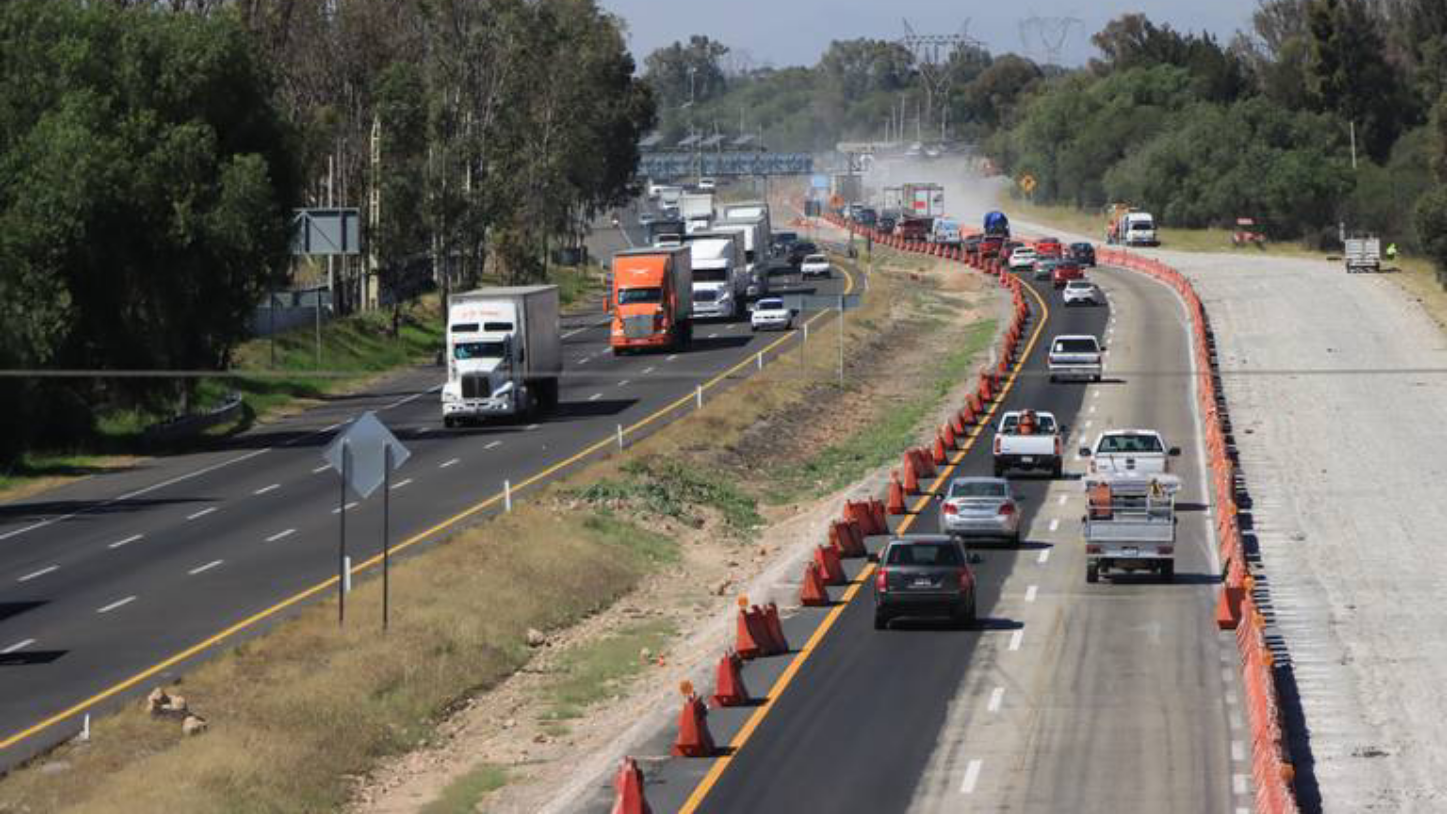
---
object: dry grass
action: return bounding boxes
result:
[0,247,995,814]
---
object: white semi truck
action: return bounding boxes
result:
[685,233,746,320]
[679,192,715,235]
[714,214,771,300]
[441,286,561,427]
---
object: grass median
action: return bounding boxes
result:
[0,250,995,813]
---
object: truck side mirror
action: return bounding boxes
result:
[1168,447,1181,457]
[1078,446,1091,457]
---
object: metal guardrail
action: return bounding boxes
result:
[142,391,244,443]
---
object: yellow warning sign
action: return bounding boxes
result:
[1019,174,1037,194]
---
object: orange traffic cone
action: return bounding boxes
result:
[815,544,846,586]
[762,602,790,654]
[610,757,652,814]
[734,598,764,659]
[932,435,948,465]
[869,498,888,533]
[671,684,717,757]
[979,372,994,402]
[968,392,983,416]
[950,412,966,436]
[887,472,906,515]
[902,455,920,494]
[846,519,868,555]
[800,561,830,606]
[915,447,937,477]
[942,422,958,450]
[710,651,751,707]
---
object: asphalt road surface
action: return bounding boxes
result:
[603,267,1249,814]
[0,210,854,769]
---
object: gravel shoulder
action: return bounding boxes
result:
[938,169,1447,812]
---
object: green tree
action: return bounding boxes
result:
[1307,0,1415,162]
[643,35,729,109]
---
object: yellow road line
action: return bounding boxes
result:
[0,266,859,754]
[678,275,1051,812]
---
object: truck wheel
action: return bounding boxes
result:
[873,611,890,631]
[1160,561,1175,582]
[1086,563,1099,583]
[993,462,1005,478]
[1051,461,1063,479]
[1092,374,1102,383]
[444,417,456,429]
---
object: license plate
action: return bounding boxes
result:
[912,578,934,588]
[1123,547,1139,557]
[1020,456,1034,464]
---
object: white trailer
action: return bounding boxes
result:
[714,214,771,299]
[685,233,745,320]
[679,192,715,235]
[1345,236,1381,273]
[441,286,561,426]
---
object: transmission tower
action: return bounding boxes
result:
[900,19,983,143]
[1018,12,1082,67]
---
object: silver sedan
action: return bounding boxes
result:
[939,477,1021,544]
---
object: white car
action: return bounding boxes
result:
[1062,279,1100,306]
[750,297,795,332]
[800,253,831,279]
[697,177,717,192]
[1008,246,1037,271]
[1047,334,1103,382]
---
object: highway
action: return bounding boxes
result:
[0,208,857,769]
[587,265,1248,813]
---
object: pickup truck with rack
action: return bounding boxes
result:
[1083,472,1180,583]
[992,409,1064,478]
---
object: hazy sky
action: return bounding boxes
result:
[599,1,1262,69]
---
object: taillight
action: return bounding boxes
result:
[1086,544,1101,554]
[1054,437,1062,456]
[875,568,889,592]
[993,437,1002,455]
[943,502,958,515]
[998,502,1016,517]
[957,569,972,590]
[1159,546,1174,555]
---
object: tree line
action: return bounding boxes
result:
[0,0,654,463]
[647,1,1446,269]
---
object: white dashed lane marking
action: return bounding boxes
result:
[667,354,679,361]
[618,379,630,387]
[254,483,280,496]
[187,507,217,520]
[17,565,57,583]
[1048,518,1060,532]
[96,596,136,614]
[1025,585,1038,603]
[1008,630,1024,651]
[485,441,502,450]
[642,367,655,374]
[1038,548,1051,564]
[331,502,360,514]
[588,393,603,402]
[987,687,1004,713]
[108,534,143,550]
[1,639,35,654]
[390,479,413,491]
[312,464,332,474]
[189,560,224,576]
[1057,495,1067,506]
[440,458,460,469]
[960,759,983,794]
[266,529,296,543]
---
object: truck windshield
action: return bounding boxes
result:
[617,287,662,304]
[693,268,728,283]
[1053,339,1099,353]
[691,289,717,302]
[1098,434,1164,453]
[454,341,506,360]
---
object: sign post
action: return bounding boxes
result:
[322,411,410,628]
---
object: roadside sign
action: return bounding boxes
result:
[323,411,410,498]
[292,208,361,256]
[1019,174,1037,194]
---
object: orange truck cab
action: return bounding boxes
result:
[610,246,694,354]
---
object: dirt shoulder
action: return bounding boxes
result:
[348,234,1000,814]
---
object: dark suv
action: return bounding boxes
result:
[1069,242,1096,267]
[873,536,977,629]
[787,240,819,267]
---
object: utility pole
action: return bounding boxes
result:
[901,19,982,144]
[368,113,381,313]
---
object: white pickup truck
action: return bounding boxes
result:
[992,409,1063,478]
[1047,335,1103,383]
[1078,429,1181,477]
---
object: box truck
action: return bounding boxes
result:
[679,192,715,235]
[442,286,561,427]
[714,215,770,299]
[610,246,693,354]
[904,183,945,218]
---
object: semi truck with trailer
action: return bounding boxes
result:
[610,246,694,354]
[714,214,771,300]
[684,232,746,320]
[441,286,561,427]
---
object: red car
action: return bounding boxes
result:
[1051,261,1084,288]
[1035,237,1063,259]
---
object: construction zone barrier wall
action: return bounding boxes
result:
[615,208,1038,812]
[1097,247,1300,814]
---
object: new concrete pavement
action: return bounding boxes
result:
[580,267,1249,813]
[0,216,856,769]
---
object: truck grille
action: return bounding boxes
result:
[622,315,654,339]
[461,374,491,399]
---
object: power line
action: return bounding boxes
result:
[1018,12,1082,67]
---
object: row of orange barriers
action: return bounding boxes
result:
[610,211,1035,813]
[1099,248,1299,814]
